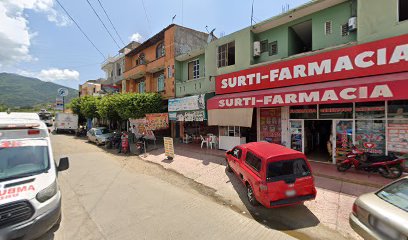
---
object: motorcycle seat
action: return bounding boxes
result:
[364,153,398,163]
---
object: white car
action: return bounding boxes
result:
[87,127,113,145]
[0,113,69,239]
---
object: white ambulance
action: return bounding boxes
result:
[0,113,69,239]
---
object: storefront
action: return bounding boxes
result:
[168,93,217,143]
[208,34,408,164]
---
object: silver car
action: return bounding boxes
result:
[87,127,113,145]
[350,176,408,240]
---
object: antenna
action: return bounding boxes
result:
[207,28,216,43]
[172,14,177,23]
[251,0,255,26]
[205,25,209,33]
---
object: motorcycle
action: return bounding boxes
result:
[105,131,121,149]
[136,135,147,155]
[337,145,404,179]
[75,126,87,137]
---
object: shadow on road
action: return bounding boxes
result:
[225,168,320,232]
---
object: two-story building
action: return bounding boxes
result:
[79,79,105,97]
[205,0,408,165]
[102,41,140,91]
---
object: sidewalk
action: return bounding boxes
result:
[138,143,396,239]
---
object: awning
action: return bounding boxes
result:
[208,72,408,110]
[208,108,253,127]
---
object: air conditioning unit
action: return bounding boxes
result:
[348,17,357,32]
[253,41,261,57]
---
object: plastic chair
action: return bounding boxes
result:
[209,135,218,149]
[200,135,209,149]
[183,134,192,144]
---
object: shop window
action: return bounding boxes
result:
[188,59,199,80]
[260,40,268,53]
[319,103,353,119]
[268,41,278,56]
[388,100,408,119]
[399,0,408,22]
[355,101,385,119]
[260,108,281,143]
[217,42,235,67]
[356,120,386,155]
[290,105,317,119]
[245,151,261,172]
[156,42,165,58]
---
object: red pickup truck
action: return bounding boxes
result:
[226,142,317,208]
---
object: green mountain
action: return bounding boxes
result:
[0,72,78,108]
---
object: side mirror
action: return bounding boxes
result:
[58,157,69,171]
[226,150,232,155]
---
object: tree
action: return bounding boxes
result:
[68,97,81,116]
[97,94,121,121]
[114,93,162,120]
[80,96,100,119]
[0,104,7,112]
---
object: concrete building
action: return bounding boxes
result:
[79,79,104,97]
[101,41,140,90]
[204,0,408,166]
[123,24,208,100]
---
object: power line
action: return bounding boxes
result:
[96,0,126,46]
[85,0,121,49]
[141,0,152,36]
[55,0,106,59]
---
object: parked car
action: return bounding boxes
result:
[350,176,408,240]
[0,113,69,239]
[87,127,113,145]
[225,142,317,208]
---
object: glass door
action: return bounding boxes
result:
[290,120,304,152]
[334,120,353,163]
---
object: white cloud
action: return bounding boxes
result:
[129,33,143,42]
[19,68,80,82]
[0,0,71,67]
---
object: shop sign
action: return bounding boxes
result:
[208,80,408,109]
[388,123,408,153]
[145,113,169,130]
[168,94,205,112]
[164,137,175,159]
[216,34,408,94]
[175,110,205,122]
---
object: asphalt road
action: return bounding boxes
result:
[37,134,294,240]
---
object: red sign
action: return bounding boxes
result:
[208,78,408,109]
[216,34,408,94]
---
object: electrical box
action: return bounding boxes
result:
[348,17,357,31]
[253,41,261,57]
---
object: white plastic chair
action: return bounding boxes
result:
[183,134,192,144]
[200,135,209,149]
[209,135,217,149]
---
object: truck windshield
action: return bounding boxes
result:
[0,140,50,182]
[267,158,311,182]
[38,113,52,120]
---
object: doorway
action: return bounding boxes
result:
[304,120,332,162]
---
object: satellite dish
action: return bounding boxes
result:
[207,28,216,43]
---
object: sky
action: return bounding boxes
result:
[0,0,310,89]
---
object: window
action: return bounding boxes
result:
[356,120,386,155]
[388,100,408,118]
[217,41,235,67]
[260,40,268,53]
[267,159,311,182]
[138,53,146,65]
[245,151,261,172]
[188,59,199,80]
[399,0,408,22]
[355,102,385,119]
[231,148,242,159]
[268,41,278,56]
[157,74,165,92]
[290,105,317,119]
[324,21,332,35]
[116,63,121,76]
[377,179,408,212]
[138,81,145,93]
[341,23,349,37]
[156,42,165,58]
[167,66,172,78]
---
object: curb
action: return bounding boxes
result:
[314,172,385,188]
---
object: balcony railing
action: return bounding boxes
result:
[146,57,165,73]
[124,64,147,79]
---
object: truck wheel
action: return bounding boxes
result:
[246,183,259,206]
[225,159,233,173]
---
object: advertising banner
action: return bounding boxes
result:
[260,108,281,143]
[101,84,120,94]
[55,98,63,111]
[168,94,205,112]
[216,34,408,94]
[129,118,155,140]
[175,110,205,122]
[145,113,169,130]
[208,77,408,110]
[388,122,408,153]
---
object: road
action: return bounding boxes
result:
[38,134,294,240]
